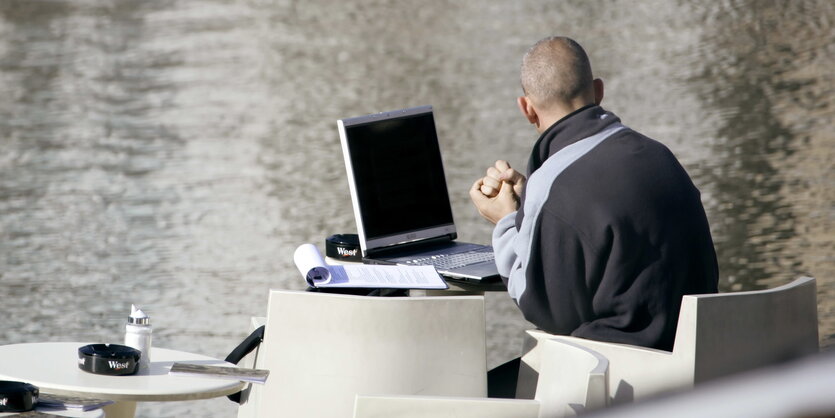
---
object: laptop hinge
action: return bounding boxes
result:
[365,233,456,258]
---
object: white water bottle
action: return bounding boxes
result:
[124,304,152,372]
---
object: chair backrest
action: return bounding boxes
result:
[677,276,819,383]
[252,290,487,418]
[535,338,609,417]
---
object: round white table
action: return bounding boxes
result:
[0,342,245,418]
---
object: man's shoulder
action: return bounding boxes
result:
[543,128,697,218]
[575,127,685,178]
[606,126,676,155]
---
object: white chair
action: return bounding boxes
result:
[352,337,610,418]
[237,290,487,418]
[519,276,819,404]
[575,349,835,418]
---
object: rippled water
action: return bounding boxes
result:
[1,1,833,416]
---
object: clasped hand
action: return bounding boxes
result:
[469,160,526,224]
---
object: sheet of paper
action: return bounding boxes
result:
[293,243,448,289]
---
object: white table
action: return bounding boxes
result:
[0,342,245,418]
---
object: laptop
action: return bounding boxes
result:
[337,105,500,283]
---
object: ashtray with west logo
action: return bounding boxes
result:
[78,344,141,376]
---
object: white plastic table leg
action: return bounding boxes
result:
[102,400,137,418]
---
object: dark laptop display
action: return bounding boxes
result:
[338,105,499,282]
[343,110,453,241]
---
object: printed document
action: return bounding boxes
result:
[293,243,448,289]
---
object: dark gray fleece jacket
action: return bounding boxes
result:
[493,105,718,351]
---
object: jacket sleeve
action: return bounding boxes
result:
[492,212,525,301]
[492,207,590,335]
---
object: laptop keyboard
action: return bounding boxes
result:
[404,248,495,270]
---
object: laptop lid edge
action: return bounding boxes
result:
[337,118,371,256]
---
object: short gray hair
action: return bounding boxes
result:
[520,36,593,108]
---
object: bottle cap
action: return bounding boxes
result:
[128,304,150,325]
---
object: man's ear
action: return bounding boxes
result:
[593,78,604,105]
[517,96,539,127]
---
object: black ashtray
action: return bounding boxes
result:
[78,344,141,376]
[0,381,38,412]
[325,233,362,262]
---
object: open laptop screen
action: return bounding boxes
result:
[339,107,455,248]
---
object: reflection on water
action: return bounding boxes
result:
[1,1,833,416]
[685,1,833,294]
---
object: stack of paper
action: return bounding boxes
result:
[37,394,114,412]
[169,362,269,384]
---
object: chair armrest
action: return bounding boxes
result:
[521,330,691,403]
[236,317,267,418]
[353,395,539,418]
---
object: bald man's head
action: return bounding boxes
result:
[520,36,595,111]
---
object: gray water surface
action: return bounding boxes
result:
[1,1,833,416]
